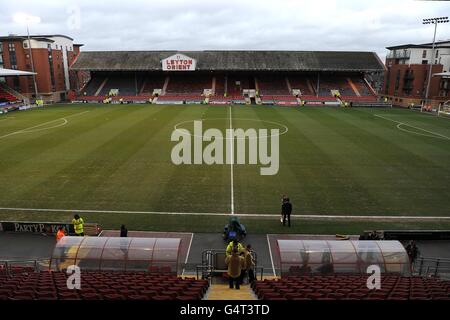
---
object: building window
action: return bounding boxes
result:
[48,50,56,91]
[422,60,428,64]
[8,43,15,52]
[422,50,426,58]
[0,43,3,53]
[435,50,439,58]
[9,45,17,68]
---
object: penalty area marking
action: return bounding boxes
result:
[375,114,450,141]
[0,110,90,140]
[0,207,449,220]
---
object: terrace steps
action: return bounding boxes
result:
[205,284,256,300]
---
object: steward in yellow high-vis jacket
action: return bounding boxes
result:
[72,214,84,236]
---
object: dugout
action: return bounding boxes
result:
[277,240,411,277]
[49,236,181,273]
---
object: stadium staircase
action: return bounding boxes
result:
[0,82,27,104]
[205,283,257,300]
[346,78,361,96]
[95,77,108,96]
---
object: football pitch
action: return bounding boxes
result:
[0,104,449,234]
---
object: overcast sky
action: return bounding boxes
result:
[1,0,449,61]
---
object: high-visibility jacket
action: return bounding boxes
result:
[56,230,65,242]
[72,217,84,235]
[226,241,244,257]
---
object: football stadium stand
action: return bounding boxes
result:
[251,275,450,300]
[70,51,385,106]
[0,271,208,300]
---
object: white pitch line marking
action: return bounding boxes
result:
[0,207,449,220]
[229,106,235,215]
[0,110,90,140]
[375,114,450,140]
[266,234,276,277]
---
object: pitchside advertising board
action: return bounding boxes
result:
[0,221,102,235]
[162,53,197,71]
[0,221,74,234]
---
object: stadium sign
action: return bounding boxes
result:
[0,221,102,235]
[162,53,197,71]
[0,221,73,234]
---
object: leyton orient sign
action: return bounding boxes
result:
[162,53,197,71]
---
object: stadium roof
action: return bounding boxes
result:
[386,40,450,50]
[0,34,74,42]
[70,51,384,72]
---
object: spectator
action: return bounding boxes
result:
[56,226,66,242]
[241,244,256,284]
[406,240,419,267]
[281,197,293,227]
[72,214,84,236]
[317,252,334,274]
[120,225,128,237]
[225,248,245,290]
[299,252,312,275]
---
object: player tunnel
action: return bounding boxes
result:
[49,236,181,274]
[277,240,411,277]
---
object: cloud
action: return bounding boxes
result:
[1,0,449,62]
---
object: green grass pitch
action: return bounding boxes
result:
[0,104,449,234]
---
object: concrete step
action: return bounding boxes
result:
[205,283,257,300]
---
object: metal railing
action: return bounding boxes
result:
[197,249,263,283]
[0,258,49,276]
[415,256,450,279]
[387,50,411,59]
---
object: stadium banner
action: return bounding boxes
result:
[276,101,298,105]
[0,221,74,234]
[0,221,102,236]
[324,101,340,105]
[209,101,231,105]
[162,53,197,71]
[155,100,184,105]
[305,101,323,105]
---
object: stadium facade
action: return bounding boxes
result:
[381,40,450,109]
[69,50,385,106]
[0,34,82,102]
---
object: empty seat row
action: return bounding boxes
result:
[0,271,209,301]
[252,275,450,300]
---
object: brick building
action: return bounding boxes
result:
[381,40,450,108]
[0,34,82,102]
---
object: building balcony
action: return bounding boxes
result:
[387,50,411,60]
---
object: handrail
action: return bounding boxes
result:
[416,256,450,277]
[0,258,48,276]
